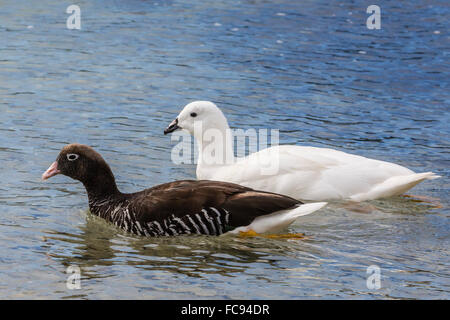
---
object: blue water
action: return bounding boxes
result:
[0,0,448,299]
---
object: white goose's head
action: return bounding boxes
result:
[164,101,229,139]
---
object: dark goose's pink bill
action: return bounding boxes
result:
[42,161,60,180]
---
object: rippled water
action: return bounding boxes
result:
[0,0,448,299]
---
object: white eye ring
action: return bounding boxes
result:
[67,153,79,161]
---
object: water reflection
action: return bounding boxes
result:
[43,212,302,280]
[334,195,443,215]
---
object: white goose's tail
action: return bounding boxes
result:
[228,202,327,235]
[350,172,441,202]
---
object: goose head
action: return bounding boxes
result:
[164,101,230,140]
[42,143,119,197]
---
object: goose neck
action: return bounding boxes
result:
[195,124,235,167]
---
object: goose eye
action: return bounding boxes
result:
[190,112,197,118]
[67,153,79,161]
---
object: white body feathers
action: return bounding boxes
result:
[198,145,439,201]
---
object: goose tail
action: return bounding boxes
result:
[228,202,327,235]
[423,172,441,180]
[350,172,440,202]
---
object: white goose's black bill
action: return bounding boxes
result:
[164,118,180,134]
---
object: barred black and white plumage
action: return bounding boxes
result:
[43,144,326,237]
[132,208,230,237]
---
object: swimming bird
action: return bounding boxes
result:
[164,101,439,201]
[42,144,326,237]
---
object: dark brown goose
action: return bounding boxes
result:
[42,144,326,237]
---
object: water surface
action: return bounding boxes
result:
[0,0,448,299]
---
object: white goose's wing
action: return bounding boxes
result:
[203,145,437,201]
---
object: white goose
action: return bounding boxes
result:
[164,101,439,202]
